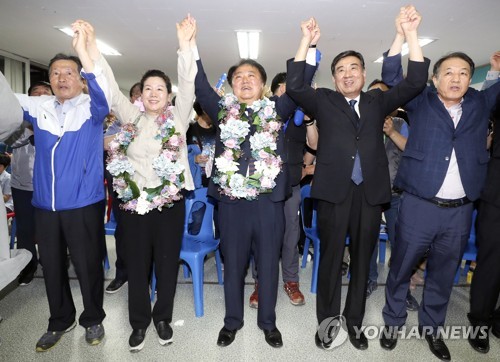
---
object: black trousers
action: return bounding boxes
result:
[120,201,185,330]
[316,183,381,332]
[469,200,500,329]
[219,195,284,331]
[35,201,106,330]
[12,187,37,268]
[105,169,127,281]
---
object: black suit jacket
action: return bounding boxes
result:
[481,104,500,207]
[195,58,316,203]
[286,58,430,206]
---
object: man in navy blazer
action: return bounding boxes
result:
[286,7,429,351]
[380,34,500,362]
[191,19,318,348]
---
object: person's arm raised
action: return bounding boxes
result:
[401,5,423,62]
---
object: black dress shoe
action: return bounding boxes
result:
[492,327,500,339]
[424,334,451,361]
[217,323,243,347]
[263,328,283,348]
[129,329,146,352]
[380,326,398,350]
[315,331,333,349]
[468,330,489,353]
[348,330,368,350]
[106,279,127,294]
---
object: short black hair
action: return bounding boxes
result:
[140,70,172,94]
[28,81,52,96]
[433,52,475,78]
[129,82,141,98]
[0,154,11,168]
[227,59,267,87]
[271,72,287,94]
[49,53,83,75]
[193,101,204,117]
[331,50,365,76]
[367,79,390,90]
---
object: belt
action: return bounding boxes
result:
[427,196,471,208]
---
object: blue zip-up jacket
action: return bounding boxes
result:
[15,68,109,211]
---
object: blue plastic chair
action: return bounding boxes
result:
[179,187,223,317]
[378,224,389,264]
[7,212,16,249]
[300,184,321,293]
[454,209,478,284]
[300,185,354,293]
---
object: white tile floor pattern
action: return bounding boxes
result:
[0,236,499,361]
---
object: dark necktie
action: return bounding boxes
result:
[349,100,363,185]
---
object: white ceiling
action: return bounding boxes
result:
[0,0,499,94]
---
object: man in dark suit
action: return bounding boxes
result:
[380,39,500,362]
[286,7,429,351]
[191,21,318,348]
[468,79,500,354]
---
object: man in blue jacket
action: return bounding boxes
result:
[380,30,500,362]
[0,22,110,352]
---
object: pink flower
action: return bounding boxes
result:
[223,150,233,159]
[263,106,274,117]
[162,150,175,161]
[169,174,178,182]
[224,139,237,148]
[258,150,269,159]
[169,135,180,147]
[268,121,281,132]
[260,177,272,189]
[167,185,179,195]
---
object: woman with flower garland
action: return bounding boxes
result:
[190,18,319,348]
[74,16,197,352]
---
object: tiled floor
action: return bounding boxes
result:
[0,237,498,361]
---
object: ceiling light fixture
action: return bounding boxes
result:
[55,26,122,56]
[374,38,436,63]
[236,31,260,59]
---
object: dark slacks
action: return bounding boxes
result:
[383,192,472,332]
[105,169,127,281]
[281,185,302,283]
[316,182,381,332]
[12,187,37,267]
[219,195,284,331]
[35,201,106,330]
[469,200,500,329]
[120,202,185,330]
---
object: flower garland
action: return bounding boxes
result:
[212,94,282,200]
[106,105,185,215]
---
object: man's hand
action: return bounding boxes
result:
[300,17,319,45]
[490,51,500,72]
[383,116,395,137]
[400,5,421,34]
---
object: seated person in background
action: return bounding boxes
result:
[4,80,53,286]
[186,101,216,188]
[0,154,13,213]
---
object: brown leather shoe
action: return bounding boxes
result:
[249,283,258,309]
[283,282,305,306]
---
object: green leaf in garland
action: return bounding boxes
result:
[123,173,140,199]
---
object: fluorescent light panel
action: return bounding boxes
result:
[236,31,260,59]
[55,27,122,56]
[374,38,435,63]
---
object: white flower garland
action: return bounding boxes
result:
[212,94,282,200]
[106,106,185,214]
